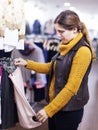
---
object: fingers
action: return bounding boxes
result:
[14,58,27,66]
[14,58,22,66]
[36,109,48,123]
[36,113,47,123]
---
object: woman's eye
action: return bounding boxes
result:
[58,30,65,34]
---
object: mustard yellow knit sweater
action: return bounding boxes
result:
[26,33,91,117]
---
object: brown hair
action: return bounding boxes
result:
[54,10,96,59]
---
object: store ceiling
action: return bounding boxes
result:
[24,0,98,15]
[52,0,98,15]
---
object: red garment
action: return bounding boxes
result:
[9,67,41,129]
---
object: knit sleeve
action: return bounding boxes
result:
[44,46,92,117]
[25,60,51,74]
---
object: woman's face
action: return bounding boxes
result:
[54,23,78,44]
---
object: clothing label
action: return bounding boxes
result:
[4,28,18,46]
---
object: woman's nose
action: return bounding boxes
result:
[56,31,62,38]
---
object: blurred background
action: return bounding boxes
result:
[0,0,98,130]
[24,0,98,39]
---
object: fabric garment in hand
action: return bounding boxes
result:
[9,67,41,129]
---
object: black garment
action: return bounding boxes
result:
[0,50,18,129]
[33,85,45,102]
[48,108,83,130]
[31,73,45,102]
[0,50,12,58]
[1,69,18,129]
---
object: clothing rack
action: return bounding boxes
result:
[26,34,60,51]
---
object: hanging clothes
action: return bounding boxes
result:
[44,19,56,36]
[0,50,18,129]
[9,67,41,129]
[32,19,41,35]
[0,55,41,129]
[0,0,25,51]
[1,68,18,129]
[25,21,31,35]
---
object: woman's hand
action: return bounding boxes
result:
[14,58,27,66]
[36,109,48,123]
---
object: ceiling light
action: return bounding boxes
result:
[64,2,70,7]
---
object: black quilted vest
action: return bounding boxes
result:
[47,37,92,111]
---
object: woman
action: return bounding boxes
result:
[14,10,95,130]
